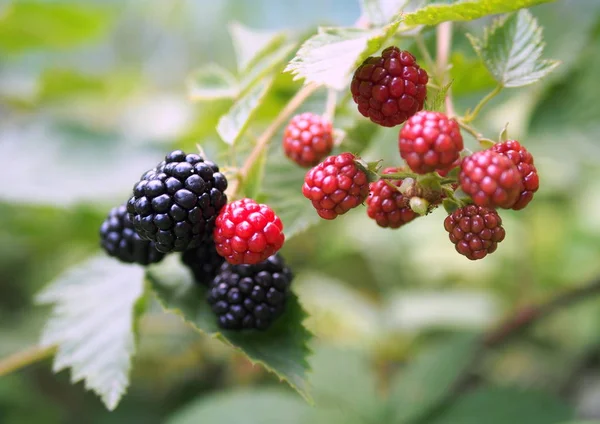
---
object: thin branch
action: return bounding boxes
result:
[0,344,56,377]
[227,82,320,199]
[323,88,338,122]
[457,120,483,140]
[463,84,503,123]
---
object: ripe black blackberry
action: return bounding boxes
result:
[181,240,224,286]
[207,254,293,331]
[127,150,228,253]
[100,204,165,265]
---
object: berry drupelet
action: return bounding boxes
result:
[366,168,417,228]
[283,112,334,167]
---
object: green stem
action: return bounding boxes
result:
[457,120,483,140]
[379,171,418,181]
[463,85,503,123]
[0,345,56,377]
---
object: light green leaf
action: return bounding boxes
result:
[187,64,239,102]
[228,21,287,72]
[36,255,146,411]
[217,76,274,146]
[425,80,453,112]
[146,256,313,400]
[467,10,560,87]
[387,333,479,423]
[240,42,297,95]
[429,387,574,424]
[558,422,600,424]
[242,145,268,199]
[285,20,400,90]
[450,52,497,96]
[0,2,114,53]
[359,0,406,27]
[403,0,555,27]
[168,388,310,424]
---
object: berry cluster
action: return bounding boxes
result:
[290,46,540,261]
[100,150,290,331]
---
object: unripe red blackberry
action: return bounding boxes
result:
[351,46,428,127]
[366,168,417,228]
[302,152,369,220]
[399,111,463,174]
[491,140,539,210]
[213,198,285,265]
[459,150,522,209]
[444,205,505,260]
[283,112,333,167]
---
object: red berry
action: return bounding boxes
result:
[213,198,285,265]
[444,205,505,260]
[351,46,428,127]
[399,111,463,174]
[283,112,334,167]
[302,152,369,220]
[459,150,522,209]
[366,168,417,228]
[491,140,539,210]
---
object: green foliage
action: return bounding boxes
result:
[467,10,559,88]
[36,256,146,410]
[450,52,497,95]
[146,256,314,400]
[359,0,405,26]
[425,81,453,112]
[403,0,555,27]
[187,64,239,101]
[0,2,114,53]
[429,387,574,424]
[228,22,287,73]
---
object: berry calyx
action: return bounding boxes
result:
[100,204,165,265]
[459,150,522,209]
[491,140,539,210]
[207,254,293,331]
[302,152,370,220]
[366,168,417,228]
[351,46,428,127]
[181,239,225,286]
[444,205,505,260]
[283,112,334,167]
[399,111,464,174]
[213,198,285,265]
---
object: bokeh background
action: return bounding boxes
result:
[1,0,600,423]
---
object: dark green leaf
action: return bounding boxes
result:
[146,256,313,401]
[429,387,574,424]
[467,10,559,87]
[187,64,239,101]
[36,255,146,410]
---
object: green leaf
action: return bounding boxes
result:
[386,333,478,423]
[217,76,274,146]
[359,0,405,27]
[0,2,114,53]
[467,10,560,88]
[167,388,310,424]
[228,21,287,73]
[242,146,268,199]
[146,256,314,400]
[450,52,497,96]
[425,80,453,112]
[36,255,146,411]
[403,0,555,27]
[261,146,321,239]
[187,64,239,102]
[429,387,574,424]
[240,42,297,95]
[285,21,400,90]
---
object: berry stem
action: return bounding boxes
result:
[228,82,320,199]
[457,120,484,141]
[379,171,418,181]
[0,344,56,377]
[463,84,503,123]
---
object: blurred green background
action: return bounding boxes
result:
[1,0,600,423]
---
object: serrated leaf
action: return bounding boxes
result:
[386,333,478,423]
[0,2,114,53]
[359,0,406,27]
[285,21,400,90]
[228,21,287,72]
[429,387,574,424]
[467,10,559,88]
[146,256,313,400]
[403,0,555,27]
[217,76,274,146]
[36,255,146,410]
[187,64,238,101]
[425,80,453,112]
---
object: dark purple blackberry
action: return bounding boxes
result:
[181,240,225,286]
[100,204,165,265]
[126,150,228,253]
[207,254,293,331]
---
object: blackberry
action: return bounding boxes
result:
[181,240,224,286]
[100,204,164,265]
[207,254,293,331]
[126,150,228,253]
